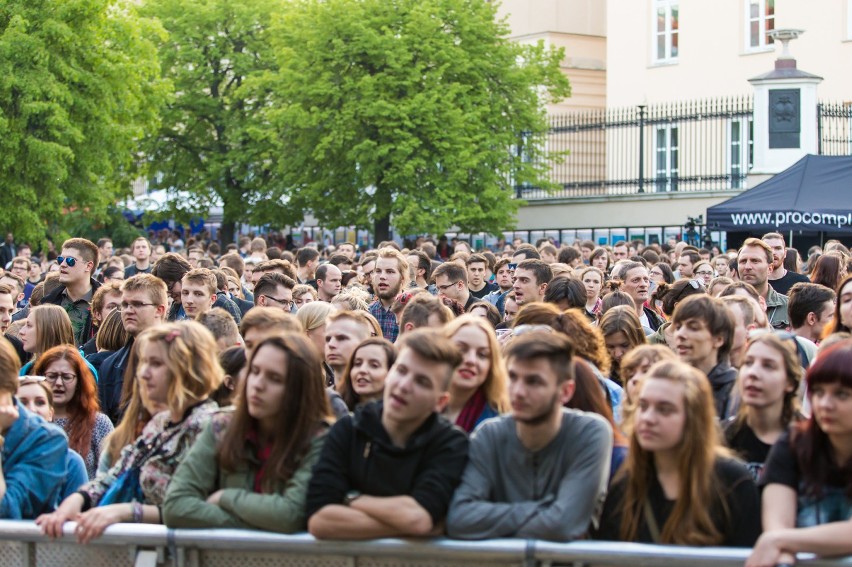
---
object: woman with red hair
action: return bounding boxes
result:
[33,346,113,479]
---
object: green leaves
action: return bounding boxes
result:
[269,0,570,239]
[1,0,568,246]
[0,0,166,246]
[140,0,287,242]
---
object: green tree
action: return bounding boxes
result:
[140,0,285,246]
[0,0,166,246]
[270,0,569,242]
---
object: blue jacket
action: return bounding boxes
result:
[61,451,89,503]
[0,400,68,519]
[98,339,134,425]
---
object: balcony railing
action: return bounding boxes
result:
[818,102,852,156]
[519,97,755,199]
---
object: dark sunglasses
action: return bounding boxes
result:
[56,256,78,267]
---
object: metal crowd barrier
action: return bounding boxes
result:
[0,520,850,567]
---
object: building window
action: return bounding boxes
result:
[654,0,679,63]
[654,126,679,192]
[729,117,753,189]
[747,0,775,49]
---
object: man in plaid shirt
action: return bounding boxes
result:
[368,248,409,343]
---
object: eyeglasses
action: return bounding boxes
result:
[119,301,156,311]
[436,280,461,292]
[262,295,294,310]
[44,372,77,384]
[56,256,78,268]
[695,270,714,277]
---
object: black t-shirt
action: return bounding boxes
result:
[769,270,810,296]
[761,431,852,527]
[595,457,761,546]
[124,264,152,278]
[469,281,498,300]
[723,419,772,481]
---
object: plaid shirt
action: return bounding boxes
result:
[369,300,399,343]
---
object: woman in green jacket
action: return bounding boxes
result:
[163,332,333,532]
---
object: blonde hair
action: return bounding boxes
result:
[326,309,381,338]
[135,321,222,416]
[28,305,74,358]
[292,284,317,302]
[296,301,335,332]
[376,247,411,289]
[444,315,509,413]
[619,344,678,385]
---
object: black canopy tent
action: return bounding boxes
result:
[707,155,852,247]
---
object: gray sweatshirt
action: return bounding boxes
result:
[446,408,612,542]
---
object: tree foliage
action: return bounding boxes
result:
[140,0,285,246]
[270,0,570,241]
[0,0,166,246]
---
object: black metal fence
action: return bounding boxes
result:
[521,97,755,199]
[818,102,852,156]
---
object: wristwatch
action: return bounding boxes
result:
[344,490,361,506]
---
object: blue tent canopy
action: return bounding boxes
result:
[707,155,852,234]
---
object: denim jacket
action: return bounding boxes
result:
[0,400,68,518]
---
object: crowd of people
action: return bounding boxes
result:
[0,230,849,565]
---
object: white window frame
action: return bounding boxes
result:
[745,0,775,51]
[652,0,679,64]
[728,117,753,189]
[654,125,679,192]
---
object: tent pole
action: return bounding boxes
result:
[789,230,793,249]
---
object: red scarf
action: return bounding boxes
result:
[246,429,273,493]
[456,388,487,433]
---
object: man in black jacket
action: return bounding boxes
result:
[41,238,101,347]
[306,328,469,539]
[97,274,167,424]
[672,294,737,419]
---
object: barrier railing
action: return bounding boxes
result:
[0,520,850,567]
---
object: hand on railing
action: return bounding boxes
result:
[35,492,85,539]
[74,504,132,545]
[746,530,796,567]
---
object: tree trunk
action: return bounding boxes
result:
[373,214,390,245]
[219,220,236,248]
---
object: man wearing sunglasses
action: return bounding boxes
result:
[42,238,101,347]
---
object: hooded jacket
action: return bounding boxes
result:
[305,401,468,525]
[0,400,68,518]
[707,360,738,419]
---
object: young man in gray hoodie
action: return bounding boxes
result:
[447,331,612,542]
